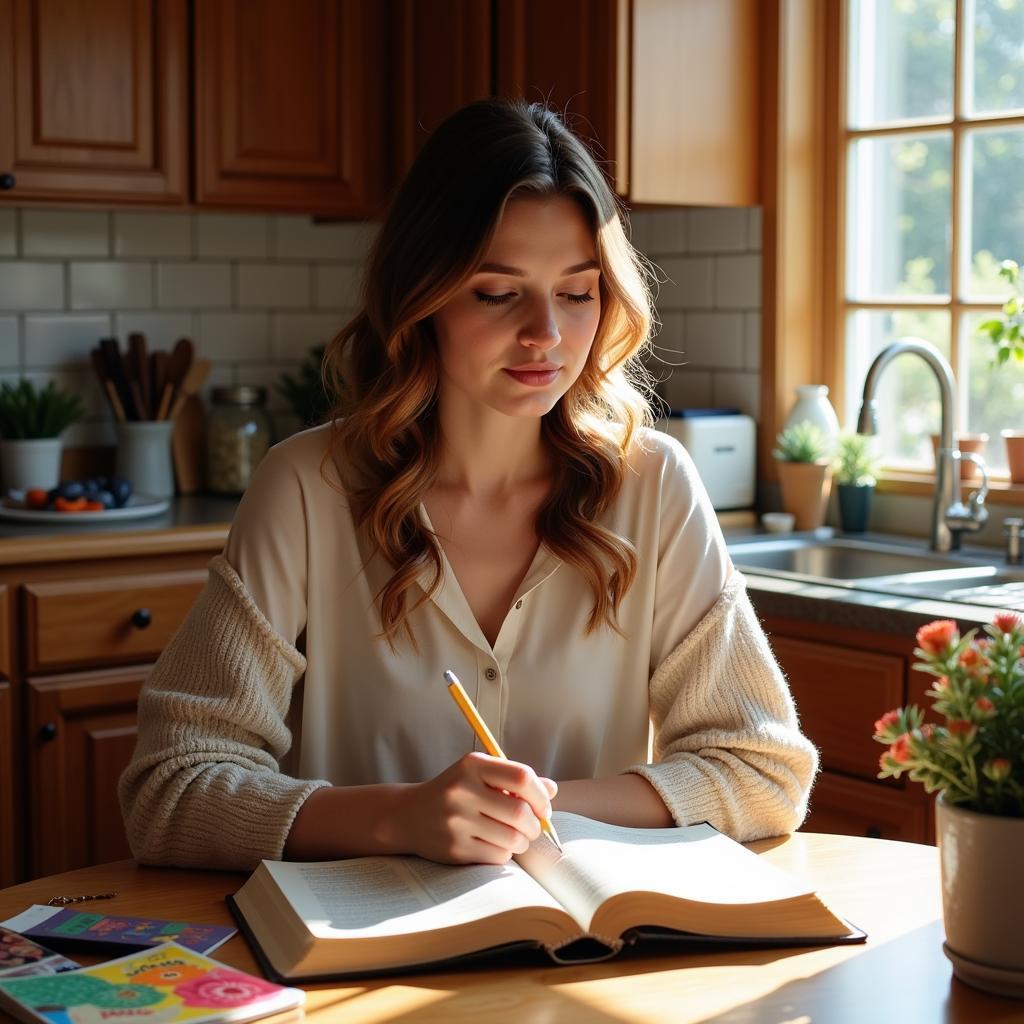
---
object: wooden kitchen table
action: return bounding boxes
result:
[0,833,1019,1023]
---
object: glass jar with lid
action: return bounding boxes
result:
[205,386,273,495]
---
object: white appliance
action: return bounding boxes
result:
[656,411,756,510]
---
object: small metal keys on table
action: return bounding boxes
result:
[45,891,118,907]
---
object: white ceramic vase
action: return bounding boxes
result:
[0,437,63,494]
[783,385,841,455]
[936,795,1024,998]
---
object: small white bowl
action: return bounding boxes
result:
[761,512,795,534]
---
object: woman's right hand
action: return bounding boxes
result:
[396,752,558,865]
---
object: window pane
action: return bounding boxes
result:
[848,0,954,128]
[845,310,951,468]
[965,0,1024,116]
[964,311,1024,472]
[962,127,1024,299]
[847,134,952,300]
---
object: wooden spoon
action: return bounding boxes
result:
[169,359,212,419]
[90,347,126,423]
[157,337,194,420]
[128,332,151,419]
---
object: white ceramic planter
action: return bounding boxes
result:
[0,437,63,494]
[936,795,1024,997]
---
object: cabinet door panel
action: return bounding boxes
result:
[0,0,187,202]
[195,0,389,215]
[22,570,205,674]
[0,681,14,888]
[28,668,144,878]
[803,771,929,844]
[770,634,904,781]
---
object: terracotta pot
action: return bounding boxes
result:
[936,795,1024,998]
[776,460,832,531]
[1002,430,1024,485]
[930,433,988,482]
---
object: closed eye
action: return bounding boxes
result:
[473,291,595,307]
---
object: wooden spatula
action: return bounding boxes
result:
[158,337,194,420]
[128,332,151,419]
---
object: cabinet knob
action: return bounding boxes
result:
[865,826,883,839]
[39,722,57,742]
[0,173,14,191]
[131,608,152,629]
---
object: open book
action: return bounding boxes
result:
[228,812,863,981]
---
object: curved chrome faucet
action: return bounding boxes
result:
[856,337,988,552]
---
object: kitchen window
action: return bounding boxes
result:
[839,0,1024,478]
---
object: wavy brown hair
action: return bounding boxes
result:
[321,97,659,648]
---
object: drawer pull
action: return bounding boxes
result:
[0,173,14,190]
[131,608,152,630]
[39,722,57,742]
[865,825,883,839]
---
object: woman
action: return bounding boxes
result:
[119,98,818,871]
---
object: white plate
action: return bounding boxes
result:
[0,493,171,523]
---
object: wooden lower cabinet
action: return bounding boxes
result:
[0,681,13,887]
[27,667,146,878]
[804,771,930,844]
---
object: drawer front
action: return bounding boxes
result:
[23,571,206,673]
[770,634,905,781]
[802,771,930,844]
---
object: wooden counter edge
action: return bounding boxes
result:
[0,524,229,565]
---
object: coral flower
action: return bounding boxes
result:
[873,709,901,737]
[890,734,912,763]
[960,646,982,669]
[916,620,958,655]
[947,719,977,740]
[974,696,996,716]
[933,675,950,692]
[994,612,1021,635]
[983,758,1012,782]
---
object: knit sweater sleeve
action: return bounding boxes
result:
[118,554,331,870]
[622,570,820,843]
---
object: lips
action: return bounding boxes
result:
[503,365,561,387]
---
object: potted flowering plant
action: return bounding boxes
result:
[872,613,1024,997]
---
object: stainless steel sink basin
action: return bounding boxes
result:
[728,537,967,580]
[727,534,1024,610]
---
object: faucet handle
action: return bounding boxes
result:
[945,450,989,535]
[1005,516,1023,565]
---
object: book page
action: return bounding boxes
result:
[515,812,815,934]
[263,856,569,939]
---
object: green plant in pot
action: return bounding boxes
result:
[0,379,85,494]
[978,259,1024,483]
[772,420,832,531]
[276,345,333,432]
[833,431,880,533]
[873,615,1024,997]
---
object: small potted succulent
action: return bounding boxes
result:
[978,259,1024,483]
[275,344,332,433]
[772,420,832,531]
[0,379,85,494]
[833,432,880,533]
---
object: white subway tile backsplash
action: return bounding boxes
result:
[315,264,362,309]
[688,209,749,253]
[274,216,376,260]
[157,262,231,308]
[748,208,762,249]
[0,262,64,310]
[23,210,109,257]
[272,312,345,360]
[113,311,194,352]
[660,368,714,410]
[196,312,269,361]
[70,262,151,310]
[235,362,299,412]
[744,312,761,370]
[0,211,16,256]
[654,256,714,310]
[114,213,192,258]
[196,214,269,259]
[683,312,744,368]
[647,210,689,254]
[0,317,18,367]
[713,370,760,418]
[237,264,311,308]
[714,254,760,309]
[25,313,111,366]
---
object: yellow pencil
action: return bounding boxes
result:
[443,669,563,853]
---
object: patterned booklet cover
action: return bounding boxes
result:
[0,941,305,1024]
[0,927,80,979]
[0,907,236,956]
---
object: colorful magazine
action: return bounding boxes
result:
[0,927,79,979]
[0,941,305,1024]
[0,907,236,957]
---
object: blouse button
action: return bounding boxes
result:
[485,668,498,681]
[515,600,523,610]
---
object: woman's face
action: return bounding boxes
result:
[431,195,602,420]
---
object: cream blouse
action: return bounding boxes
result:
[224,423,731,788]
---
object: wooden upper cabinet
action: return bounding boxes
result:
[194,0,391,217]
[391,0,491,173]
[493,0,761,207]
[494,0,622,187]
[0,0,188,204]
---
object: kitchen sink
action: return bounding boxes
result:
[727,534,1024,610]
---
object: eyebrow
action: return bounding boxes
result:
[475,259,600,277]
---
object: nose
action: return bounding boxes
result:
[519,296,561,351]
